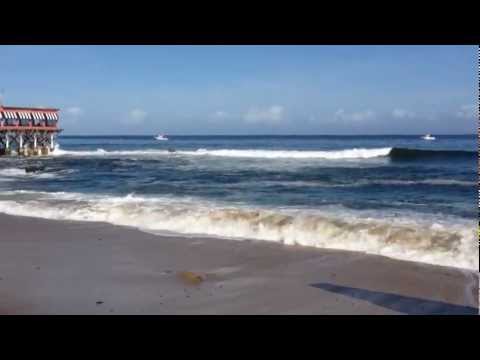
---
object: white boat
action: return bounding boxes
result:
[421,134,435,140]
[155,134,168,141]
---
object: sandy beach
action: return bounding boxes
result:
[0,213,477,315]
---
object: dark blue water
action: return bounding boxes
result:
[0,135,477,269]
[2,135,476,218]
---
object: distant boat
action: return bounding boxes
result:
[421,134,435,141]
[155,134,168,141]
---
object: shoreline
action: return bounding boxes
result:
[0,213,478,314]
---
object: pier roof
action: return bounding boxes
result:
[1,105,60,121]
[0,106,59,112]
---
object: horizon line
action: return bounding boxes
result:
[58,133,477,137]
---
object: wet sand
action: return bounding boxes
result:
[0,213,477,315]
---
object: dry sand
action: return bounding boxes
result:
[0,213,477,315]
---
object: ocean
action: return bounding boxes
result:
[0,135,477,270]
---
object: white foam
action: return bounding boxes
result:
[369,179,476,186]
[189,148,393,159]
[51,145,393,160]
[248,179,476,188]
[0,168,57,179]
[0,191,477,271]
[0,168,28,177]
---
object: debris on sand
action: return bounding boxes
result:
[178,271,206,285]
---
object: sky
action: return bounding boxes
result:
[0,45,477,135]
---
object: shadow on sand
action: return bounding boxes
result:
[310,282,478,315]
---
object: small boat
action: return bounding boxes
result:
[155,134,168,141]
[421,134,435,140]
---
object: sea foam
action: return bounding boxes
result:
[51,146,393,159]
[0,191,477,271]
[0,168,57,179]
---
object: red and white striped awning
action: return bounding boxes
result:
[32,112,44,120]
[1,111,59,120]
[18,111,31,119]
[1,111,19,119]
[44,112,58,120]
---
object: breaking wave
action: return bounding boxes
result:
[251,179,476,188]
[189,148,393,159]
[0,168,57,179]
[52,146,393,159]
[51,145,476,161]
[0,191,476,270]
[372,179,476,186]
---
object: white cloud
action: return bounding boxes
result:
[455,105,476,119]
[125,108,147,124]
[244,105,284,124]
[212,110,229,119]
[392,108,415,119]
[61,106,83,124]
[208,110,231,124]
[335,109,375,122]
[66,107,83,117]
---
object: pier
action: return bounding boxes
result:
[0,105,61,156]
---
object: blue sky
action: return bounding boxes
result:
[0,45,476,135]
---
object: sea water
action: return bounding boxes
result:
[0,135,477,270]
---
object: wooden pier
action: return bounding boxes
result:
[0,106,61,156]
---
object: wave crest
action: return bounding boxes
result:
[52,146,393,159]
[0,168,57,179]
[0,191,476,270]
[192,148,393,159]
[51,146,476,161]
